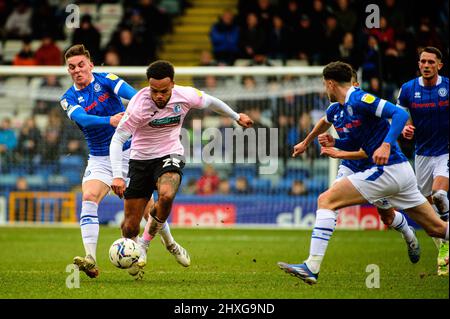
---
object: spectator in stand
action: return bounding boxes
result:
[218,180,231,195]
[196,164,220,195]
[0,117,17,167]
[12,38,36,66]
[268,15,291,61]
[114,28,146,66]
[295,14,317,63]
[333,0,357,33]
[39,109,61,165]
[34,35,62,65]
[137,0,171,36]
[14,176,29,192]
[381,0,406,33]
[193,50,219,89]
[15,117,41,167]
[319,14,342,65]
[287,112,319,160]
[254,0,276,34]
[281,0,302,34]
[103,48,121,66]
[234,176,252,195]
[31,0,62,40]
[383,36,416,87]
[239,12,267,59]
[4,1,32,39]
[71,15,101,64]
[183,178,197,195]
[33,75,62,114]
[210,9,240,65]
[338,32,361,70]
[369,16,395,52]
[119,8,156,63]
[416,16,443,50]
[309,0,328,34]
[288,179,308,196]
[367,77,383,97]
[361,35,382,83]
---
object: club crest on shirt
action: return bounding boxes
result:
[347,105,353,116]
[94,83,102,92]
[173,104,181,113]
[438,88,448,97]
[361,93,376,104]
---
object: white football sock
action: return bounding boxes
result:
[389,211,415,242]
[79,201,99,261]
[305,209,337,274]
[159,222,175,246]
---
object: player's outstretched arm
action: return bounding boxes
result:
[321,147,368,160]
[292,117,331,157]
[201,93,253,127]
[70,107,124,129]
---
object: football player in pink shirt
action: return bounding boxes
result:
[110,60,253,279]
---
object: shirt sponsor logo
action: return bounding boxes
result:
[149,115,181,128]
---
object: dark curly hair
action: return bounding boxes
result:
[146,60,175,81]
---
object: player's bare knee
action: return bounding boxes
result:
[82,191,100,203]
[317,192,336,210]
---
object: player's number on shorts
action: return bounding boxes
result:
[162,158,181,168]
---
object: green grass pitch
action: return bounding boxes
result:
[0,226,447,299]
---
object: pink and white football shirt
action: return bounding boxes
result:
[118,85,205,160]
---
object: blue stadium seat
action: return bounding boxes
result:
[273,178,296,194]
[59,155,85,169]
[304,177,329,194]
[24,175,46,191]
[250,178,272,193]
[233,164,257,178]
[47,175,70,191]
[61,170,82,187]
[284,168,310,179]
[0,174,18,191]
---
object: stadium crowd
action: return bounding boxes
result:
[0,0,448,194]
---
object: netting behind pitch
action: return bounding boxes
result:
[0,66,332,227]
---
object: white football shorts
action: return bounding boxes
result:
[82,148,131,187]
[335,164,356,183]
[347,161,427,210]
[415,153,449,197]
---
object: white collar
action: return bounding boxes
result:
[418,75,442,87]
[73,75,95,91]
[344,86,357,104]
